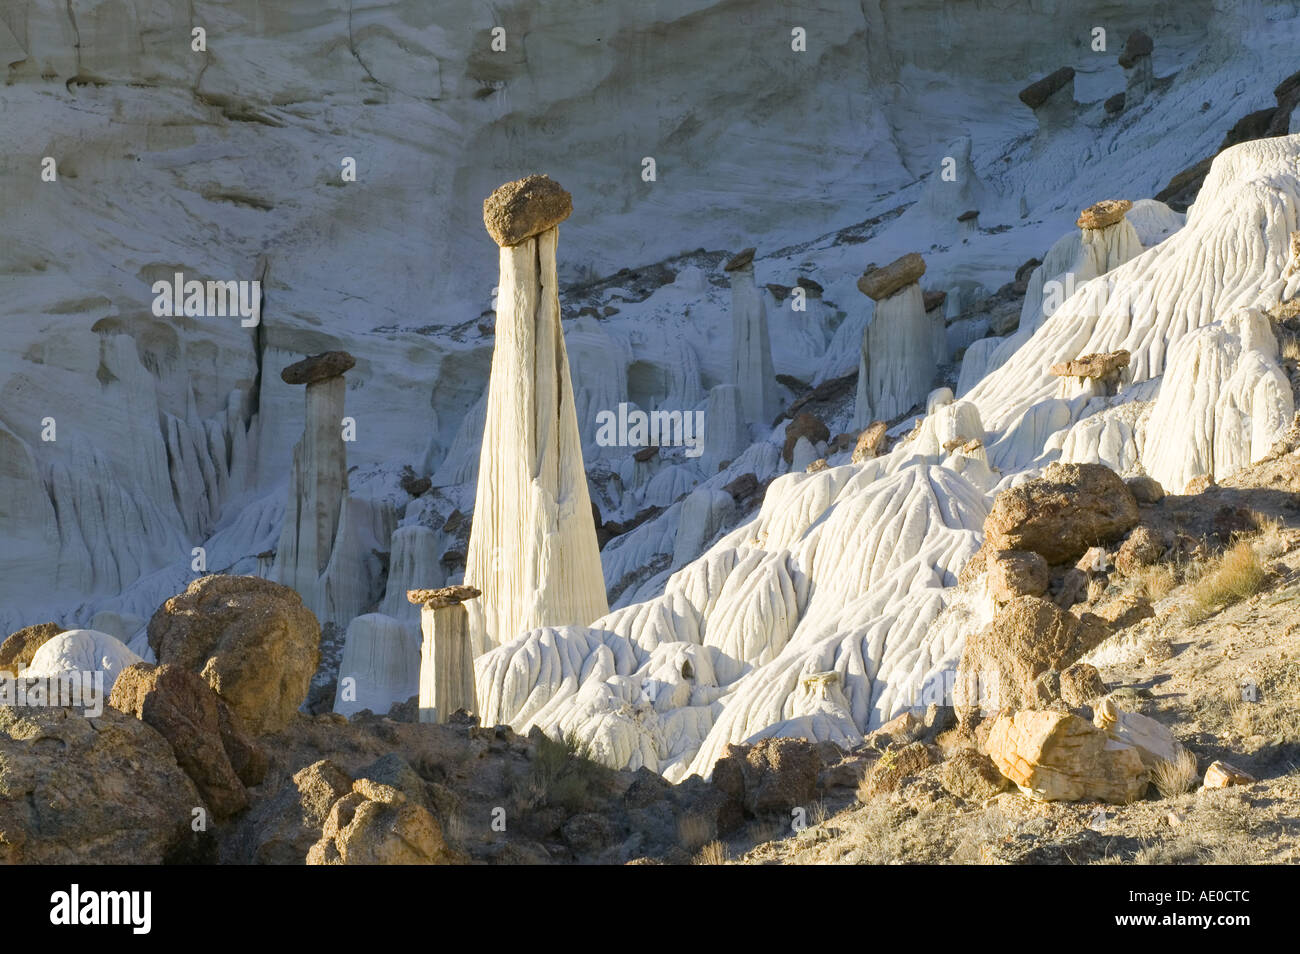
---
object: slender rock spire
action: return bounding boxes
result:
[464,175,609,654]
[724,247,779,431]
[274,350,354,612]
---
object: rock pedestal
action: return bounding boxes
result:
[274,351,354,614]
[725,249,779,431]
[854,254,938,426]
[465,176,609,653]
[1019,67,1075,135]
[1119,31,1154,108]
[409,587,480,724]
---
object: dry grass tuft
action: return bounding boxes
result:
[1152,748,1200,798]
[1128,563,1178,602]
[1181,537,1270,626]
[692,840,730,865]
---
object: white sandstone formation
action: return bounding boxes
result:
[473,135,1300,781]
[725,248,779,431]
[854,253,938,426]
[411,586,480,724]
[671,488,736,570]
[273,351,354,618]
[465,176,609,654]
[379,525,444,622]
[701,384,749,475]
[332,614,420,718]
[26,629,143,697]
[1143,308,1293,493]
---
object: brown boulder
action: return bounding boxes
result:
[307,780,450,865]
[406,584,482,609]
[923,290,947,312]
[859,741,936,798]
[1019,67,1075,109]
[1115,525,1169,576]
[0,621,62,676]
[1125,474,1165,504]
[857,252,926,301]
[482,174,573,247]
[1050,349,1130,379]
[1203,760,1255,789]
[851,421,889,463]
[280,351,355,386]
[109,662,265,820]
[724,247,756,271]
[782,412,830,463]
[985,710,1149,803]
[983,462,1139,565]
[1077,199,1133,230]
[711,737,823,828]
[956,596,1103,714]
[147,575,321,735]
[939,747,1008,801]
[1117,30,1153,69]
[986,549,1050,603]
[0,706,203,864]
[1059,662,1106,706]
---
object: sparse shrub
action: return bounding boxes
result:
[1128,563,1178,602]
[692,840,730,865]
[526,729,608,813]
[1181,537,1269,625]
[676,813,714,852]
[1152,748,1200,798]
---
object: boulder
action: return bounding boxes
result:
[224,759,353,864]
[0,621,62,676]
[1104,92,1126,114]
[1117,31,1153,69]
[939,747,1008,801]
[1018,67,1075,109]
[711,737,823,828]
[0,706,203,863]
[859,741,936,797]
[109,662,266,820]
[1050,349,1130,379]
[1076,199,1133,230]
[857,252,925,301]
[983,462,1139,564]
[147,575,321,735]
[482,174,573,247]
[724,247,756,271]
[1203,760,1255,789]
[280,350,355,386]
[1125,474,1166,504]
[923,289,948,312]
[851,421,888,463]
[985,710,1149,803]
[1059,663,1106,706]
[986,549,1050,603]
[782,412,830,463]
[1115,525,1169,576]
[956,596,1102,713]
[1094,698,1189,770]
[407,584,481,609]
[307,778,450,864]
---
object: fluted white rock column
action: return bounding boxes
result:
[409,586,479,724]
[274,351,354,612]
[464,175,608,655]
[701,384,748,475]
[725,248,779,431]
[854,253,938,427]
